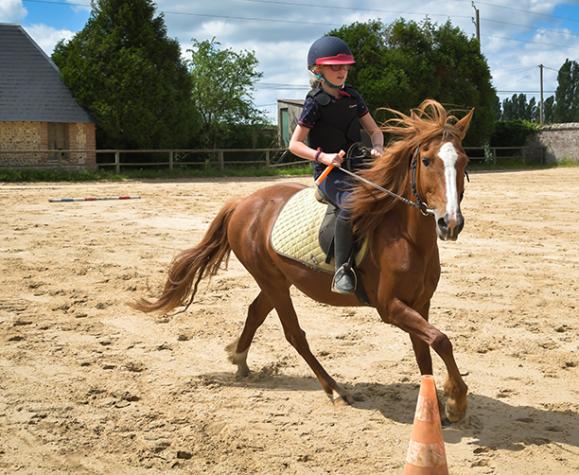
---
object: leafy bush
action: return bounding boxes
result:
[490,120,539,147]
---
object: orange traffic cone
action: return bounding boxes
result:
[403,375,449,475]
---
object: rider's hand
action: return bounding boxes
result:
[371,147,383,158]
[320,150,346,167]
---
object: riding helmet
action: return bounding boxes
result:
[307,36,356,69]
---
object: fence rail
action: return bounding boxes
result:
[0,145,546,170]
[464,146,546,164]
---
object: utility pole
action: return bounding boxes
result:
[539,64,544,124]
[472,1,481,50]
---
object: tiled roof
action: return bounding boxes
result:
[0,24,93,123]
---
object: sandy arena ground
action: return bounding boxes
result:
[0,168,578,474]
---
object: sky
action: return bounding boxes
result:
[2,0,579,122]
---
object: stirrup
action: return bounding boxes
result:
[331,264,357,295]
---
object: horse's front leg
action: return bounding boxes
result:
[379,298,468,422]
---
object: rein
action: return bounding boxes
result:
[342,144,434,216]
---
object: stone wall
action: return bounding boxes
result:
[0,121,96,169]
[0,121,43,166]
[526,123,579,164]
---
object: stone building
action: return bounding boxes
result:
[0,24,96,169]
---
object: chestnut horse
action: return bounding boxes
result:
[134,100,473,422]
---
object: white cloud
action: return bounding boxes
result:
[25,24,75,55]
[194,20,239,39]
[0,0,26,23]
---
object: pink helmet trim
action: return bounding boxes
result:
[315,54,356,65]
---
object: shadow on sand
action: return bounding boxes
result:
[197,371,579,452]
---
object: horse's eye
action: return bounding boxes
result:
[422,158,431,167]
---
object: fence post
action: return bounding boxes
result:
[218,150,224,171]
[265,150,271,167]
[115,151,120,173]
[169,151,174,171]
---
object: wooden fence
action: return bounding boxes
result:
[0,145,546,170]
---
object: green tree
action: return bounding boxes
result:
[500,94,542,121]
[555,59,579,123]
[52,0,196,148]
[188,38,265,148]
[329,19,497,145]
[544,96,556,123]
[525,97,541,122]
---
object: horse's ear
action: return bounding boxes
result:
[455,108,474,139]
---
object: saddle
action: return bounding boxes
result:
[270,187,369,304]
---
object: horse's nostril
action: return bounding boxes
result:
[437,217,447,229]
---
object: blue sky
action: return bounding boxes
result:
[2,0,579,120]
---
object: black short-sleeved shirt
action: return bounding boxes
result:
[298,86,369,129]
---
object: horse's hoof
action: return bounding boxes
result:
[441,416,452,427]
[333,396,351,407]
[332,390,353,407]
[235,368,250,379]
[445,398,467,423]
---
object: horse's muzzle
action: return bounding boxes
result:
[436,211,464,241]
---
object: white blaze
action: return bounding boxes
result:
[438,142,459,219]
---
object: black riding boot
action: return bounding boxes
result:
[331,218,356,294]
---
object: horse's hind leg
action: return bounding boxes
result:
[226,291,273,377]
[266,286,352,406]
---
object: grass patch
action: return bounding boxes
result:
[1,160,577,182]
[0,164,312,182]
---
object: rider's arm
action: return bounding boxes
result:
[289,124,345,167]
[360,113,384,156]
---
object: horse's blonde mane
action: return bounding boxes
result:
[349,99,469,236]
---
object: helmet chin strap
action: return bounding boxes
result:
[315,72,343,89]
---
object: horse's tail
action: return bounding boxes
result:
[132,198,241,314]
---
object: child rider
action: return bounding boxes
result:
[289,36,384,295]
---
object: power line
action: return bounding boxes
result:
[22,0,88,7]
[470,0,579,25]
[495,65,537,74]
[22,0,340,26]
[496,90,556,93]
[485,33,574,49]
[481,17,579,42]
[162,11,337,27]
[246,0,579,26]
[237,0,472,20]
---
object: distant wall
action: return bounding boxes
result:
[0,121,96,168]
[527,123,579,164]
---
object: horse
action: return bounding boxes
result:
[133,99,473,423]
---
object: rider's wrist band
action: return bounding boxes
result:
[314,148,322,162]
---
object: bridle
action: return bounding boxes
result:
[409,147,432,216]
[343,143,434,216]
